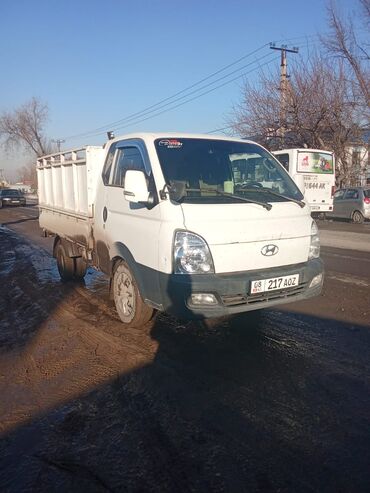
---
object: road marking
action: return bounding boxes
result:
[327,273,369,287]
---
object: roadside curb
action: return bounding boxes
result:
[320,230,370,253]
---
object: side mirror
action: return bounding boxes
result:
[124,170,150,204]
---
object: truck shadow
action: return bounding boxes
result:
[1,216,39,226]
[2,297,370,490]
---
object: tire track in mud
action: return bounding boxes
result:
[0,227,159,435]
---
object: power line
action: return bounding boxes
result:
[207,42,307,137]
[63,38,316,144]
[75,53,280,140]
[63,44,270,141]
[95,52,276,134]
[207,125,235,135]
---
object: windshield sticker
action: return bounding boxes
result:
[158,139,183,149]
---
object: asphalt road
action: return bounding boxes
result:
[318,218,370,253]
[0,203,369,493]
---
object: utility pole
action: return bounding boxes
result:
[52,139,65,152]
[269,43,299,144]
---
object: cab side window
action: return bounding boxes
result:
[334,189,345,200]
[276,153,290,172]
[111,147,146,188]
[344,189,359,200]
[102,143,117,185]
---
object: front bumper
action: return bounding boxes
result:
[2,199,26,206]
[159,258,324,319]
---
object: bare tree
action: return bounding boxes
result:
[0,97,52,157]
[228,55,363,186]
[323,0,370,110]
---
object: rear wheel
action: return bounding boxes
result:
[74,256,87,280]
[55,240,87,281]
[55,241,75,281]
[352,210,364,224]
[113,260,154,327]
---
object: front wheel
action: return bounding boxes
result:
[352,210,364,224]
[113,261,154,327]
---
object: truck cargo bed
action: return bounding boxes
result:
[37,146,105,245]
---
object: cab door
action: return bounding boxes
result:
[103,139,162,290]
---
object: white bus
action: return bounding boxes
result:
[273,149,335,218]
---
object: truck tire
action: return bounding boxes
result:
[74,256,87,280]
[55,241,76,281]
[113,260,154,327]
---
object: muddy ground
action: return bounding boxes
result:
[0,208,370,492]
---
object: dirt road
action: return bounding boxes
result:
[1,205,370,492]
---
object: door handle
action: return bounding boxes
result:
[103,206,108,223]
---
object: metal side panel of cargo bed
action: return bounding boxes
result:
[37,146,105,247]
[37,146,105,218]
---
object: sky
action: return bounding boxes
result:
[0,0,352,181]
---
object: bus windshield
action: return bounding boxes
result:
[155,138,303,204]
[297,151,334,174]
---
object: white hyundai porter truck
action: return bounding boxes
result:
[37,133,324,326]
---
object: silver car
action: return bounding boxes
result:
[328,187,370,223]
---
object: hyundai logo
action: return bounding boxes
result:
[261,244,279,256]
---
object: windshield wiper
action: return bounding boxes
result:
[185,188,272,210]
[239,187,306,208]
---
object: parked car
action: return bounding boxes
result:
[0,188,27,208]
[327,187,370,223]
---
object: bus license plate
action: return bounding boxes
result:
[250,274,299,294]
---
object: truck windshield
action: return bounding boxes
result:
[155,138,303,204]
[297,151,334,174]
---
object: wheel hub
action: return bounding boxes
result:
[117,271,135,318]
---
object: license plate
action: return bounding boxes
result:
[250,274,299,294]
[310,206,320,210]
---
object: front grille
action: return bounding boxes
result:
[221,282,308,307]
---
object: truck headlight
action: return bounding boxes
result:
[173,231,215,274]
[309,220,320,259]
